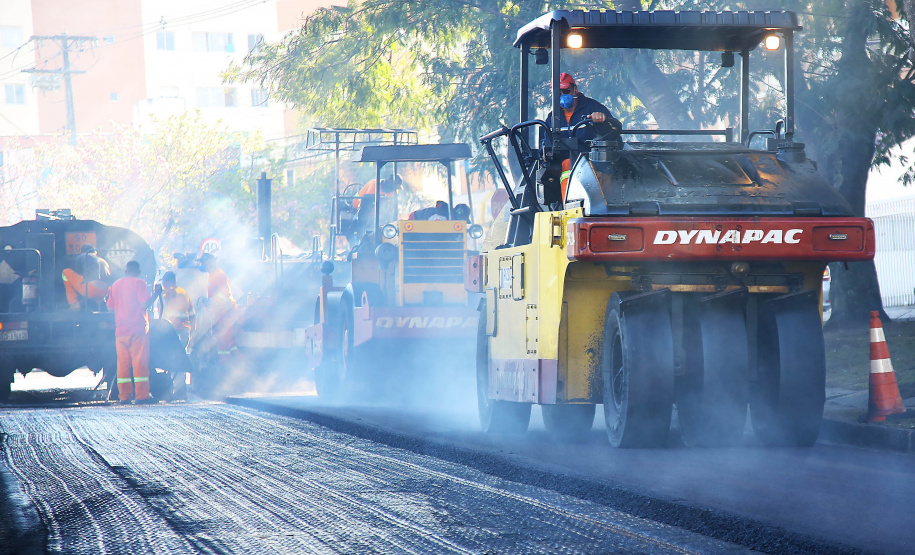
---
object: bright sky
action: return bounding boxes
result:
[866,138,915,203]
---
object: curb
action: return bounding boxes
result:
[820,417,915,453]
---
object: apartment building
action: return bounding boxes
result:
[0,0,340,144]
[0,0,39,139]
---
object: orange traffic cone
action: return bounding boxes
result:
[866,311,906,422]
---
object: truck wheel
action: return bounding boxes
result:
[677,289,749,447]
[476,300,530,434]
[750,291,825,447]
[0,368,13,403]
[542,404,595,438]
[149,369,174,402]
[601,291,674,448]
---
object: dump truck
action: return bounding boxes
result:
[305,143,484,401]
[0,210,192,402]
[473,10,876,447]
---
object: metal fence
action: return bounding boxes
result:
[867,197,915,307]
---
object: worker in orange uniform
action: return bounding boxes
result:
[62,244,111,310]
[197,253,237,354]
[352,175,401,209]
[158,271,196,353]
[543,73,621,201]
[107,260,162,404]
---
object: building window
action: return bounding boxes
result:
[110,92,119,102]
[1,26,23,49]
[251,89,269,107]
[196,87,237,107]
[5,84,25,105]
[193,32,234,53]
[248,34,264,53]
[156,31,175,51]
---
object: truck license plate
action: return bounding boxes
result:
[0,329,28,341]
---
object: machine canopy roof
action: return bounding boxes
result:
[514,10,800,52]
[352,144,472,164]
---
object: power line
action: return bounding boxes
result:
[22,34,96,145]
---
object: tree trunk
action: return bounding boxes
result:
[614,0,695,129]
[818,1,889,327]
[624,52,696,129]
[823,121,887,327]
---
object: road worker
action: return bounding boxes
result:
[543,72,621,201]
[107,260,162,404]
[158,271,196,353]
[62,244,111,311]
[352,175,401,210]
[197,253,237,354]
[351,176,402,245]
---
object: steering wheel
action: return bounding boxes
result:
[338,183,361,211]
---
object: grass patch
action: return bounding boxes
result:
[825,319,915,400]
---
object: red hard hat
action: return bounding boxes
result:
[550,72,576,89]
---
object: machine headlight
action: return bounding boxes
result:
[764,35,781,51]
[467,224,484,239]
[382,223,399,239]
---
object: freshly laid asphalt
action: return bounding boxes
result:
[225,394,915,554]
[0,307,915,553]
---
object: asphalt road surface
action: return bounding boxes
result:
[229,395,915,555]
[2,400,748,555]
[2,370,913,554]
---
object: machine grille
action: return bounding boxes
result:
[401,232,465,284]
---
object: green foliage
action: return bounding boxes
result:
[0,112,286,265]
[226,1,613,163]
[227,0,914,189]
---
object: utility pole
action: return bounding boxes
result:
[23,34,96,145]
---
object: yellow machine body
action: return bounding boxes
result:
[479,208,827,406]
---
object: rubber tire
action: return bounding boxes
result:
[750,294,825,447]
[542,404,596,439]
[0,368,13,403]
[150,370,174,402]
[677,293,749,447]
[476,300,531,434]
[601,294,674,448]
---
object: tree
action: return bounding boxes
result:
[0,112,287,263]
[230,0,915,324]
[226,0,617,179]
[785,0,914,325]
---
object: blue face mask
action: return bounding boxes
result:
[559,93,575,110]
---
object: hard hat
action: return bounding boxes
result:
[550,73,576,89]
[198,252,216,264]
[81,244,97,254]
